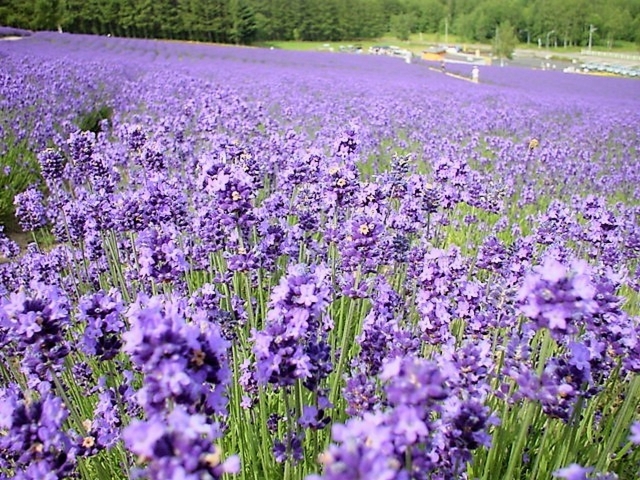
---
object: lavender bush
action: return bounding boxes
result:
[1,31,639,479]
[0,26,31,38]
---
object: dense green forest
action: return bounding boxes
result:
[1,0,639,47]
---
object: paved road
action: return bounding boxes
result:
[502,53,574,71]
[515,48,640,68]
[442,47,639,74]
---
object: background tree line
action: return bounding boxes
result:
[1,0,639,48]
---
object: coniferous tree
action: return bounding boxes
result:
[0,0,638,48]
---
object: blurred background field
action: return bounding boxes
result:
[1,12,640,480]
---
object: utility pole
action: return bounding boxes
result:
[588,24,597,52]
[445,17,449,45]
[546,30,555,49]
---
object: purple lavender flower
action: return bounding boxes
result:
[333,123,359,158]
[339,214,389,273]
[252,263,332,390]
[390,152,414,179]
[76,386,122,457]
[136,226,188,284]
[0,226,20,259]
[381,356,450,407]
[0,283,71,385]
[67,130,95,178]
[134,179,189,229]
[298,399,331,431]
[321,161,359,211]
[37,147,66,183]
[14,187,47,231]
[190,284,244,341]
[238,358,258,409]
[415,246,468,345]
[273,432,305,464]
[343,371,381,416]
[117,369,142,418]
[310,412,401,480]
[71,361,94,392]
[51,197,87,245]
[123,294,231,416]
[254,219,301,271]
[444,398,495,453]
[431,156,470,209]
[533,201,578,246]
[198,159,257,229]
[553,464,593,480]
[226,246,259,272]
[124,124,147,151]
[0,383,76,477]
[353,277,417,376]
[630,421,640,444]
[123,407,239,479]
[278,148,322,192]
[476,235,508,273]
[78,289,125,361]
[402,174,440,225]
[15,244,71,289]
[315,355,491,479]
[580,272,640,375]
[441,339,493,398]
[518,258,597,338]
[139,141,167,172]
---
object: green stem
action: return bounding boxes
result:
[558,394,586,468]
[282,388,297,478]
[330,296,357,410]
[30,230,40,251]
[504,401,538,479]
[51,369,88,436]
[257,386,273,477]
[596,375,640,472]
[481,395,511,480]
[529,420,554,479]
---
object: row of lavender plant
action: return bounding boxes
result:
[1,32,639,479]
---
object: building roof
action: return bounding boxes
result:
[423,47,446,54]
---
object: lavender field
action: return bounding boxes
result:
[1,31,640,480]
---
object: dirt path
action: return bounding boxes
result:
[428,67,476,83]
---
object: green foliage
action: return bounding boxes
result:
[229,3,258,45]
[494,20,518,59]
[75,105,113,134]
[404,0,446,34]
[1,0,640,50]
[390,12,415,41]
[0,140,41,232]
[33,0,61,30]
